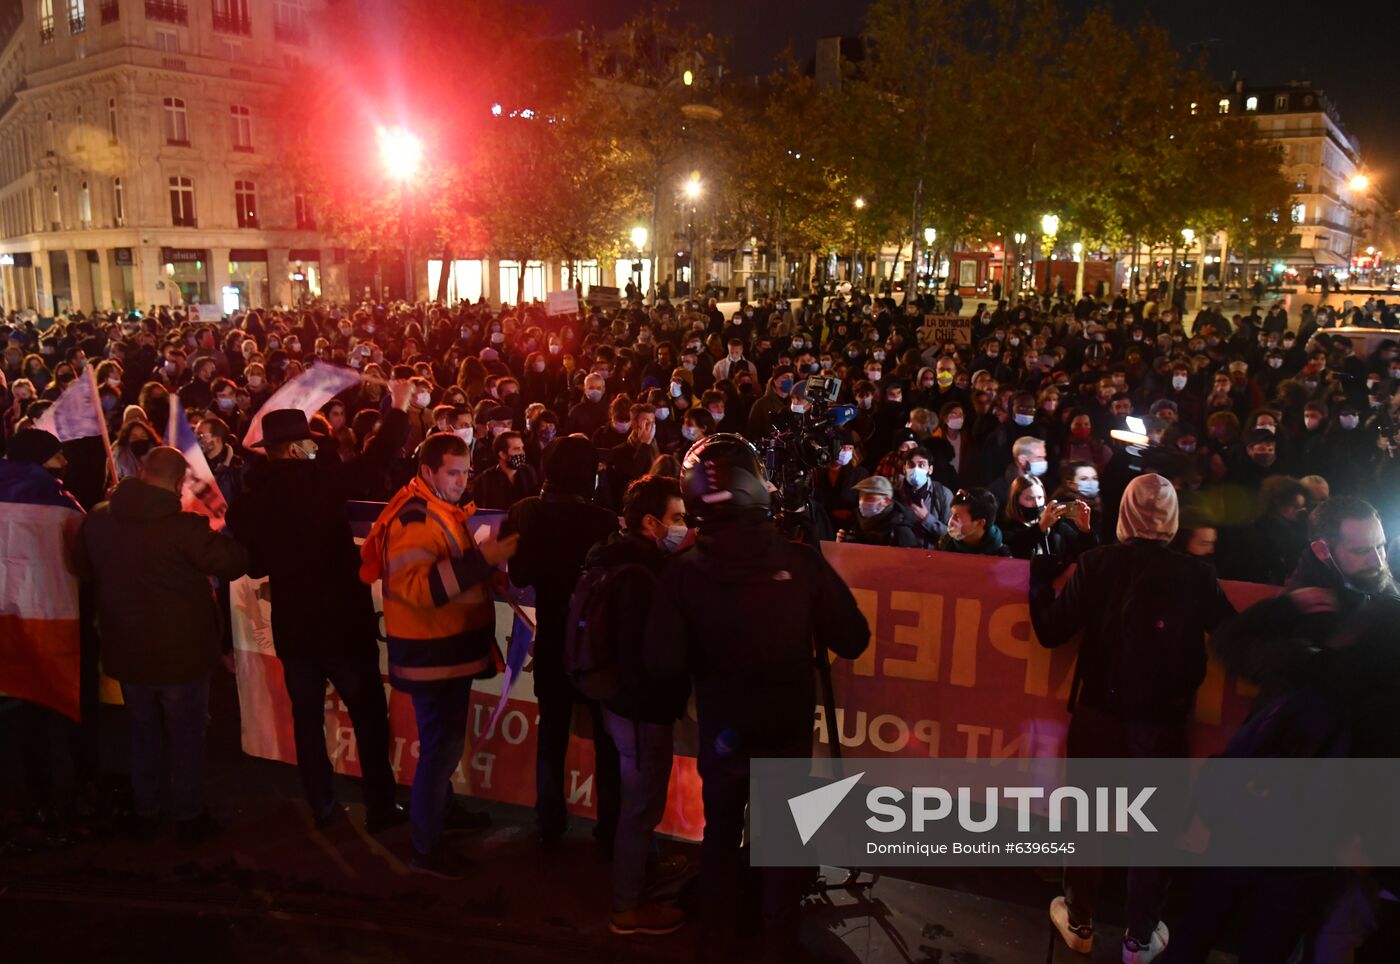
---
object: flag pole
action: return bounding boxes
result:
[86,365,118,490]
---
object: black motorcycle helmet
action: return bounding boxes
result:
[681,432,771,521]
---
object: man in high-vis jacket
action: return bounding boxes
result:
[360,432,518,879]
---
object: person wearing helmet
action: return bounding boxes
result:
[645,433,870,961]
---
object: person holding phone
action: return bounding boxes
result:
[1002,474,1098,561]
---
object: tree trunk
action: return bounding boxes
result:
[516,255,527,306]
[907,175,924,305]
[435,245,452,303]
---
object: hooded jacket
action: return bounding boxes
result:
[78,478,248,685]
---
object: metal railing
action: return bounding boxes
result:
[144,0,188,25]
[100,1,120,24]
[212,10,251,35]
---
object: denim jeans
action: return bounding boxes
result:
[408,679,474,855]
[282,646,396,819]
[603,709,674,911]
[120,675,210,822]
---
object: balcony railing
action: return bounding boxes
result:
[212,11,251,35]
[39,24,54,43]
[100,0,120,24]
[274,18,307,44]
[145,0,188,25]
[69,14,86,32]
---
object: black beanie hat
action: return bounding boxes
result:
[542,434,598,498]
[6,428,62,465]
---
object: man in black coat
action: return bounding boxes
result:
[227,379,412,832]
[501,435,621,849]
[1030,473,1235,962]
[646,434,870,961]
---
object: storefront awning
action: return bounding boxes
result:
[289,248,321,262]
[1280,248,1348,268]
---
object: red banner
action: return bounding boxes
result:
[232,542,1276,842]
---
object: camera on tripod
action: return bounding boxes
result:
[756,376,847,538]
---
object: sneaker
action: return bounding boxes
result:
[409,847,473,880]
[1049,896,1093,954]
[175,812,224,849]
[609,902,686,937]
[364,803,408,834]
[1122,922,1168,964]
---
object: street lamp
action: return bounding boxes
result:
[1346,173,1371,291]
[376,125,423,303]
[684,173,702,200]
[630,226,648,295]
[853,196,866,210]
[1040,214,1060,298]
[1013,232,1027,294]
[923,227,936,291]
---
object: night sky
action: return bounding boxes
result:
[540,0,1400,197]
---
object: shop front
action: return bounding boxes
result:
[111,248,135,309]
[161,247,211,305]
[426,259,484,303]
[228,248,269,311]
[288,248,323,305]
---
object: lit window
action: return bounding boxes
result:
[38,0,54,43]
[229,104,252,150]
[1245,96,1257,111]
[162,96,188,144]
[79,179,91,225]
[1275,94,1288,110]
[154,28,179,52]
[113,176,124,225]
[44,111,54,154]
[169,175,195,226]
[1217,98,1230,114]
[106,96,117,141]
[67,0,84,33]
[1291,203,1305,224]
[233,179,257,227]
[294,188,314,229]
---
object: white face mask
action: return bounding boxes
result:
[414,391,431,409]
[655,407,670,421]
[681,424,699,441]
[613,420,630,433]
[656,522,688,553]
[1339,415,1359,430]
[670,381,684,398]
[836,447,853,466]
[945,416,964,431]
[1171,375,1187,391]
[454,427,474,445]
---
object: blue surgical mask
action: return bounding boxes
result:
[1077,479,1099,498]
[1013,413,1034,427]
[905,466,929,488]
[1028,459,1048,477]
[656,523,688,553]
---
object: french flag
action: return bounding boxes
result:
[0,460,84,719]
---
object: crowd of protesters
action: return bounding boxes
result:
[3,280,1400,962]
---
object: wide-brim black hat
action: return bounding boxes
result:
[250,409,313,448]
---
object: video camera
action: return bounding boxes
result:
[756,376,849,540]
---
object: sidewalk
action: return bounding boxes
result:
[1,681,1236,963]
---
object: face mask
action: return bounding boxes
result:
[128,439,152,456]
[491,424,509,437]
[454,427,474,445]
[1268,357,1283,369]
[585,389,603,403]
[1339,415,1359,430]
[1077,479,1100,498]
[413,391,431,409]
[836,448,853,466]
[905,466,929,488]
[709,409,724,421]
[873,351,885,361]
[681,424,699,441]
[101,395,118,411]
[728,351,743,362]
[217,396,236,411]
[1171,375,1187,391]
[945,416,964,431]
[1028,459,1048,477]
[1257,423,1276,434]
[1013,413,1034,427]
[777,377,794,394]
[506,453,527,470]
[820,359,834,370]
[613,420,630,433]
[857,500,886,519]
[857,396,872,409]
[936,371,954,387]
[491,332,505,344]
[866,371,881,382]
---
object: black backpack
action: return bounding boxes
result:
[563,562,654,702]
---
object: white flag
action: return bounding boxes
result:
[241,363,362,449]
[35,368,103,441]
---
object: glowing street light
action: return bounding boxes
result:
[1181,227,1196,246]
[1071,241,1083,258]
[682,69,694,87]
[630,226,649,251]
[683,176,702,200]
[1040,213,1060,238]
[1349,173,1371,192]
[924,226,936,245]
[376,126,423,181]
[854,196,866,210]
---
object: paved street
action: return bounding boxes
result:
[0,678,1256,963]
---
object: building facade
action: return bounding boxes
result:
[1222,79,1370,272]
[0,0,345,314]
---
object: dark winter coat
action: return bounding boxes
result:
[78,478,249,685]
[226,409,407,661]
